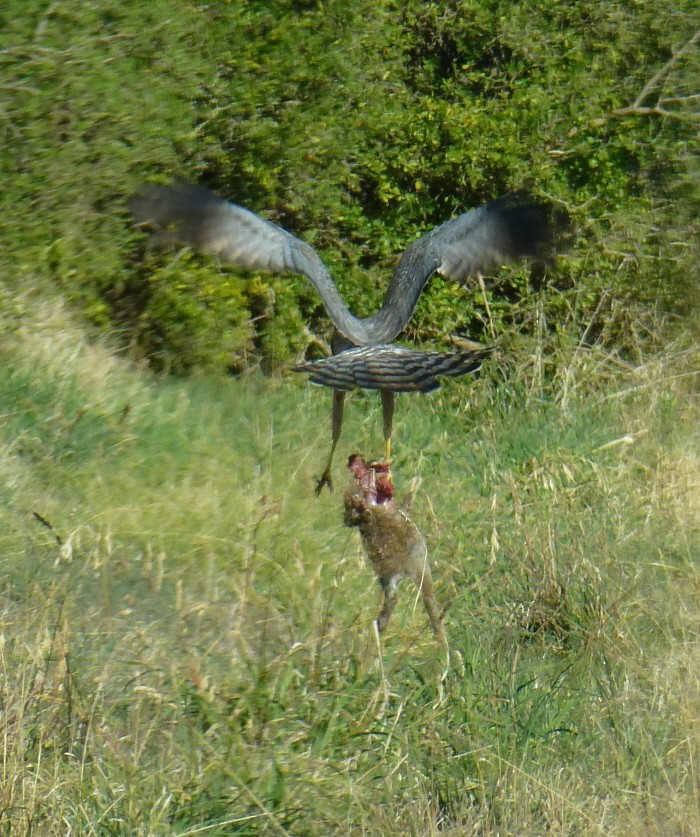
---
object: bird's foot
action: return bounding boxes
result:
[314,469,334,496]
[368,459,392,475]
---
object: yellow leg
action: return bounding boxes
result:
[381,390,395,470]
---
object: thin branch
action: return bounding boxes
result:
[634,28,699,109]
[32,511,63,546]
[614,28,700,119]
[614,104,700,123]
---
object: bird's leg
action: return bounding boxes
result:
[381,390,395,475]
[315,390,346,495]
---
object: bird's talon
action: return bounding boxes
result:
[315,471,334,495]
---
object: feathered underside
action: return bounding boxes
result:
[294,344,494,393]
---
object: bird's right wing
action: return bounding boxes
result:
[425,195,567,282]
[365,195,569,343]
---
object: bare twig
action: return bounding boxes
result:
[614,29,700,121]
[32,510,63,546]
[33,1,59,40]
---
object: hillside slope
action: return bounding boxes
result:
[1,289,698,835]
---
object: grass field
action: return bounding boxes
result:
[1,291,698,835]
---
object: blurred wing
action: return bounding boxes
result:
[129,182,334,288]
[294,344,493,393]
[365,196,569,343]
[431,197,567,281]
[130,184,569,348]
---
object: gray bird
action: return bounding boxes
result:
[129,183,567,491]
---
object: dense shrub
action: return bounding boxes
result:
[1,0,697,371]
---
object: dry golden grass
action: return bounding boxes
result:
[0,290,699,834]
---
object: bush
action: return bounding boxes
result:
[1,0,698,372]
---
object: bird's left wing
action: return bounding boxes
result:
[129,182,373,346]
[129,182,318,272]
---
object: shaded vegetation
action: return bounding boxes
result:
[1,0,698,370]
[1,1,699,834]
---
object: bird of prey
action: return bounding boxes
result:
[129,182,567,490]
[294,342,493,491]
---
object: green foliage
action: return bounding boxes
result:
[1,4,699,828]
[1,0,698,371]
[112,254,255,373]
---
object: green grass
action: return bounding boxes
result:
[1,294,699,835]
